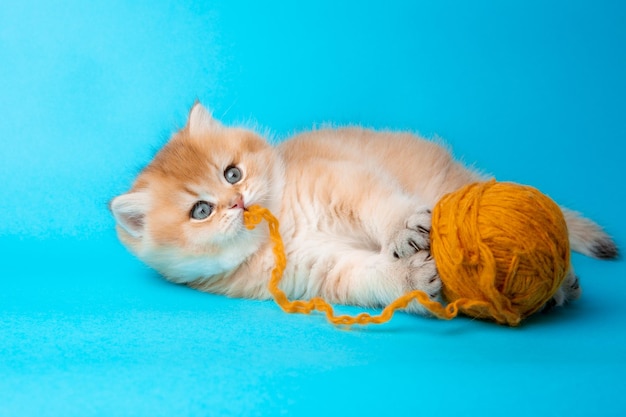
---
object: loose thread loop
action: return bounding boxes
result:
[243,205,458,326]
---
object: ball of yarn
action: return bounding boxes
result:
[431,181,571,326]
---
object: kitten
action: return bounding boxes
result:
[110,103,618,315]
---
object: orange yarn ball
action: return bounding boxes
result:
[431,181,571,326]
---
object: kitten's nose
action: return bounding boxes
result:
[229,194,245,210]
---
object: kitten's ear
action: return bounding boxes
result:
[187,102,221,136]
[109,192,150,238]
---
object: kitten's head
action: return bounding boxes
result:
[110,103,284,284]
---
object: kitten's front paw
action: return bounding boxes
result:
[402,250,442,315]
[389,207,432,259]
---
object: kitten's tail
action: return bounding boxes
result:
[562,208,619,259]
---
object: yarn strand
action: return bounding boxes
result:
[243,205,459,326]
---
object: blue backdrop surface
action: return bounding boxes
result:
[1,1,625,416]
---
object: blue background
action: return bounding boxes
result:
[1,1,625,416]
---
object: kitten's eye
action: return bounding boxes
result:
[190,201,214,220]
[224,165,242,184]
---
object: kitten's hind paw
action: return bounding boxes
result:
[542,269,582,313]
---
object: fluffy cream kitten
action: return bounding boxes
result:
[110,103,618,315]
